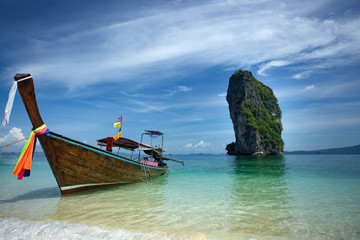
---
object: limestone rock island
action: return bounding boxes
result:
[226,70,284,155]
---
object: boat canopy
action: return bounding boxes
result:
[97,136,163,152]
[97,137,141,151]
[144,130,163,136]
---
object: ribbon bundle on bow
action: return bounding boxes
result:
[13,124,49,180]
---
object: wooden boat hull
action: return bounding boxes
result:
[39,132,167,194]
[14,73,167,194]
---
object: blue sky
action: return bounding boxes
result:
[1,0,360,153]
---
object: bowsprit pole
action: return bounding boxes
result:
[162,156,185,165]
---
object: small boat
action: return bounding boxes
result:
[12,73,173,194]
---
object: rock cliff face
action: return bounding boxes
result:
[226,70,284,155]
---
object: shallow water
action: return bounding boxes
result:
[0,153,359,239]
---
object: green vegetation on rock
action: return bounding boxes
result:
[226,70,284,154]
[240,72,283,151]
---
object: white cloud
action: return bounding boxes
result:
[304,85,315,91]
[283,101,360,134]
[218,92,227,97]
[4,0,360,89]
[184,143,193,149]
[178,86,192,92]
[183,140,210,149]
[0,127,25,144]
[0,127,26,152]
[130,93,228,113]
[130,100,169,113]
[275,79,360,100]
[257,60,291,76]
[292,70,312,79]
[194,140,210,148]
[167,85,192,96]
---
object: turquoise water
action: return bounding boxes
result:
[0,153,360,239]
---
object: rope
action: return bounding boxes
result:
[0,138,28,149]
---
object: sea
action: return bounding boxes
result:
[0,153,359,240]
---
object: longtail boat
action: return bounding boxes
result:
[12,73,171,194]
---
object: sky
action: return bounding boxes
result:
[1,0,360,154]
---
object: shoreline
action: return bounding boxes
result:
[0,217,174,240]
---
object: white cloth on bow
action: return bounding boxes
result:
[2,81,18,126]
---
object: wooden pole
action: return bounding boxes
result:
[0,138,28,149]
[162,156,185,165]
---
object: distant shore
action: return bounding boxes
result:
[286,144,360,154]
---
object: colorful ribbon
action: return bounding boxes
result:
[13,124,49,180]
